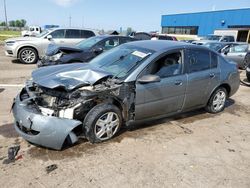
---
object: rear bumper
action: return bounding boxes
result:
[228,71,240,97]
[12,89,82,150]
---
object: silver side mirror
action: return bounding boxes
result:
[47,35,52,40]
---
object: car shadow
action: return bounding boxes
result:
[119,98,235,134]
[26,98,236,154]
[11,59,36,65]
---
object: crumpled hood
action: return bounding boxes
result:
[32,63,112,91]
[46,45,83,56]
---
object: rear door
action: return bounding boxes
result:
[183,48,214,110]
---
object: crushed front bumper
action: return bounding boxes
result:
[37,57,59,67]
[12,89,82,150]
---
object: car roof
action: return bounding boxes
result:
[52,27,95,31]
[125,40,193,51]
[95,35,134,39]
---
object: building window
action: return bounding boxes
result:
[228,25,250,28]
[162,26,198,35]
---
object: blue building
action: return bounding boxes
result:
[161,8,250,37]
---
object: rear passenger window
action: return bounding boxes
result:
[119,37,135,44]
[81,30,95,38]
[211,53,218,68]
[187,49,210,73]
[65,29,81,38]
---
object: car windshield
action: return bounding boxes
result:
[90,45,154,79]
[203,35,221,41]
[76,36,103,49]
[204,43,224,51]
[36,30,49,38]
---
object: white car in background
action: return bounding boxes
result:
[4,28,98,64]
[21,26,42,37]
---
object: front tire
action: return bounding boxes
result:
[243,53,250,70]
[84,103,122,143]
[18,47,38,64]
[205,87,228,113]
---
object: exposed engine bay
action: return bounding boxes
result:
[21,78,136,124]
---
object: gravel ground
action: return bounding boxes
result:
[0,45,250,188]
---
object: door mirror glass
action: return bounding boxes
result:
[47,35,52,40]
[138,74,161,84]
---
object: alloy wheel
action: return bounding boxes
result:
[21,49,36,63]
[94,112,120,141]
[212,90,226,112]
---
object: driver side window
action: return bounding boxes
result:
[143,51,182,78]
[229,45,248,53]
[50,29,65,39]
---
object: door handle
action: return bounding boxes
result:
[238,54,244,57]
[175,80,183,86]
[60,40,65,43]
[210,73,215,78]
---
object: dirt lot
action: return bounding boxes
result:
[0,45,250,188]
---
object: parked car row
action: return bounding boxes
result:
[5,29,177,65]
[190,36,250,70]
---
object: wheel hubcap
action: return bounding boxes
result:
[21,50,35,63]
[94,112,120,140]
[212,91,226,111]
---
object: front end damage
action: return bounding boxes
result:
[12,78,136,150]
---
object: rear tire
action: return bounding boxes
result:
[18,47,38,64]
[83,103,122,143]
[247,71,250,82]
[205,87,228,113]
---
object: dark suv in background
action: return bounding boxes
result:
[38,35,137,67]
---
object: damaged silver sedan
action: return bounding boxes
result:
[12,40,240,150]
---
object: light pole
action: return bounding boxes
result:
[69,15,71,27]
[4,0,8,29]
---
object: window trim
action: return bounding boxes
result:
[210,52,218,69]
[185,48,211,74]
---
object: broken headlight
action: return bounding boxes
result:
[49,52,63,61]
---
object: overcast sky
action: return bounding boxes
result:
[0,0,250,31]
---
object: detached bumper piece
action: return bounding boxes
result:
[12,87,82,150]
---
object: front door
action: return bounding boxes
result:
[135,50,187,120]
[223,44,248,68]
